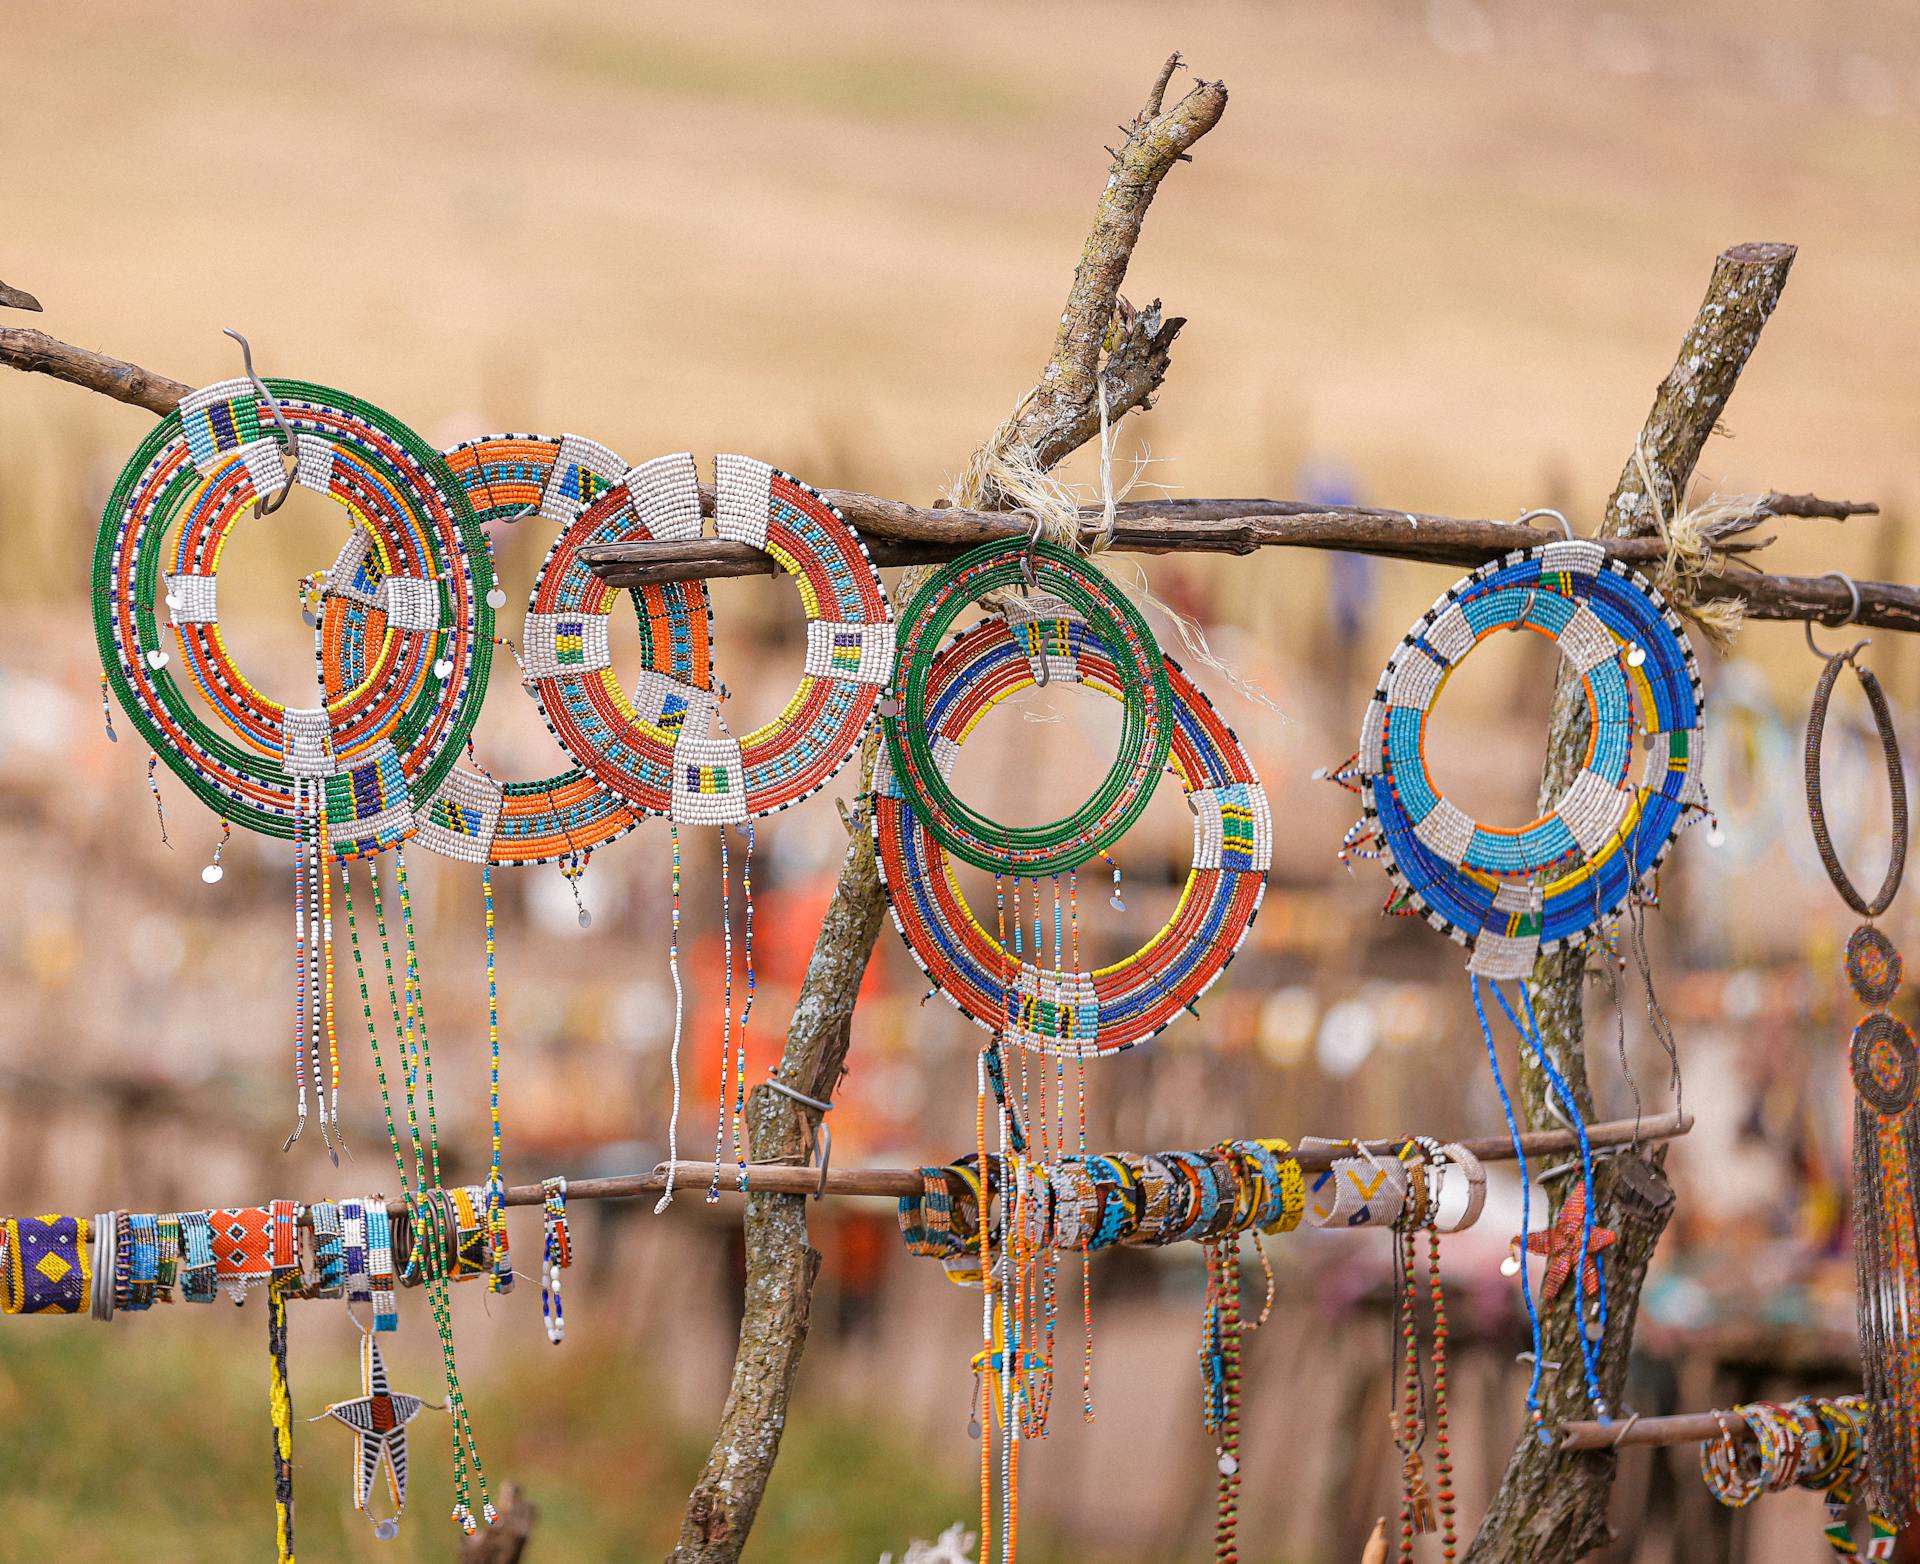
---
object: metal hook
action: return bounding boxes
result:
[1804,571,1866,661]
[1516,507,1575,541]
[1018,512,1053,687]
[222,329,299,517]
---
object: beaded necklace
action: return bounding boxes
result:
[1343,535,1704,1437]
[95,374,493,1153]
[1805,642,1920,1519]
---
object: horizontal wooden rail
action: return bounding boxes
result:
[0,323,1901,631]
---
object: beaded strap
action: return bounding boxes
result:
[1805,648,1908,919]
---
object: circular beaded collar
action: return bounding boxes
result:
[1357,539,1703,977]
[95,378,492,856]
[881,539,1173,876]
[321,434,711,865]
[873,608,1267,1056]
[529,453,890,823]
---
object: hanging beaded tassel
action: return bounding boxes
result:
[204,817,231,884]
[144,752,170,845]
[267,1274,299,1564]
[287,790,312,1153]
[482,865,511,1293]
[709,823,737,1202]
[1806,645,1920,1517]
[1201,1235,1243,1563]
[734,821,756,1192]
[1490,979,1608,1416]
[657,825,685,1213]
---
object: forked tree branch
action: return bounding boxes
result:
[665,52,1229,1564]
[1465,242,1800,1564]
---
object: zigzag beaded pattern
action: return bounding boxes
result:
[94,379,493,855]
[530,453,889,824]
[873,614,1269,1057]
[1358,540,1703,978]
[322,435,709,865]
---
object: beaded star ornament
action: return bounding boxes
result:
[1805,642,1920,1518]
[1340,535,1704,1436]
[529,453,889,1203]
[95,374,494,1157]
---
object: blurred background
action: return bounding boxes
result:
[3,2,1919,1560]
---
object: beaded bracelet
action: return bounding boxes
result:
[2,1214,91,1316]
[1806,648,1908,919]
[1434,1142,1489,1234]
[114,1210,134,1312]
[268,1199,300,1289]
[90,1213,117,1321]
[366,1205,399,1332]
[340,1198,372,1308]
[1254,1139,1307,1234]
[154,1214,182,1298]
[308,1202,346,1300]
[180,1210,217,1304]
[125,1212,160,1311]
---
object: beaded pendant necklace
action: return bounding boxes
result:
[881,537,1181,1564]
[525,452,889,1206]
[1804,639,1920,1519]
[95,365,493,1159]
[1340,532,1704,1438]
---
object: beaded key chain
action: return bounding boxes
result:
[1804,613,1920,1520]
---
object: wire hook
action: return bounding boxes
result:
[1804,571,1866,661]
[222,329,299,518]
[1516,507,1575,541]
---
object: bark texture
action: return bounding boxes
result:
[1464,243,1798,1564]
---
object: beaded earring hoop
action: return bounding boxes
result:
[882,544,1174,876]
[95,378,493,853]
[324,433,711,866]
[874,612,1269,1056]
[1355,539,1703,977]
[529,452,888,822]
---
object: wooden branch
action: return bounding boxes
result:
[1467,242,1798,1564]
[1003,55,1228,478]
[458,1484,536,1564]
[1560,1408,1764,1453]
[0,281,43,313]
[668,53,1229,1564]
[0,326,188,413]
[0,325,1900,634]
[280,1112,1701,1218]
